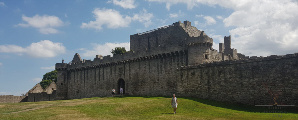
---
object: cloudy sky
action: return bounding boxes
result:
[1,0,298,95]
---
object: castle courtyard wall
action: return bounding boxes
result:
[27,91,56,102]
[57,52,298,106]
[61,51,188,99]
[0,95,26,103]
[179,54,298,105]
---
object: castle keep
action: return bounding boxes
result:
[55,21,298,106]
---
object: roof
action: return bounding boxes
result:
[45,82,57,94]
[27,83,44,95]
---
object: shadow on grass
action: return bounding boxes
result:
[182,97,298,114]
[161,113,174,114]
[102,95,298,114]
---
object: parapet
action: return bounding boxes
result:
[55,63,67,70]
[182,53,298,69]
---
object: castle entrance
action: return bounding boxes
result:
[117,78,125,94]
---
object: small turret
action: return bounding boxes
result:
[72,53,82,64]
[224,35,231,50]
[184,21,191,28]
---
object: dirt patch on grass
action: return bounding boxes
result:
[8,104,53,114]
[0,105,5,108]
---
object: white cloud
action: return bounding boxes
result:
[195,14,204,18]
[81,8,130,30]
[216,16,223,20]
[169,10,184,18]
[0,45,26,53]
[26,40,66,57]
[108,0,136,9]
[81,8,153,30]
[223,0,298,56]
[0,2,5,7]
[131,9,153,27]
[148,0,298,56]
[169,13,178,18]
[0,40,66,58]
[210,34,224,51]
[32,78,42,82]
[195,15,216,27]
[148,0,198,10]
[80,42,130,58]
[41,66,55,70]
[17,14,64,34]
[212,43,219,52]
[203,16,216,25]
[194,21,199,26]
[210,34,224,43]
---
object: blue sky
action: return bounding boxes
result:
[1,0,298,95]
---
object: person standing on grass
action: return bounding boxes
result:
[112,89,115,97]
[171,94,178,114]
[120,87,123,96]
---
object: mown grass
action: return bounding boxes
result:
[0,97,297,120]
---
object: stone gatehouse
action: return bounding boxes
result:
[55,21,298,106]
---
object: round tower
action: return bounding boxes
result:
[187,31,213,65]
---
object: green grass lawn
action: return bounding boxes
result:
[0,97,297,120]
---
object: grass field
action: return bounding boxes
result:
[0,97,297,120]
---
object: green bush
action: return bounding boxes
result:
[39,70,57,89]
[111,47,126,55]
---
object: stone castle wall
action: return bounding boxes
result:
[0,95,27,103]
[57,52,298,106]
[57,50,188,99]
[179,54,298,105]
[55,21,298,106]
[27,91,56,102]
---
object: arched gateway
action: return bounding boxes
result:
[117,78,125,94]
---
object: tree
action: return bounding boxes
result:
[111,47,126,55]
[42,70,57,82]
[40,80,53,89]
[40,70,57,89]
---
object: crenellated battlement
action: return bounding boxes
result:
[55,63,67,70]
[58,40,275,71]
[58,50,188,71]
[130,21,216,57]
[182,53,298,69]
[134,24,174,36]
[57,20,242,70]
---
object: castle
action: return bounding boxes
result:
[54,21,298,106]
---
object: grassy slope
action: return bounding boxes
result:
[0,97,297,120]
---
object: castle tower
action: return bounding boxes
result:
[219,43,224,53]
[224,35,231,50]
[187,31,214,65]
[222,35,238,60]
[188,43,213,65]
[184,21,191,28]
[55,58,68,100]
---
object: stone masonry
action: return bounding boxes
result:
[55,21,298,106]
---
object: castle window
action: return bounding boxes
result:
[205,54,209,59]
